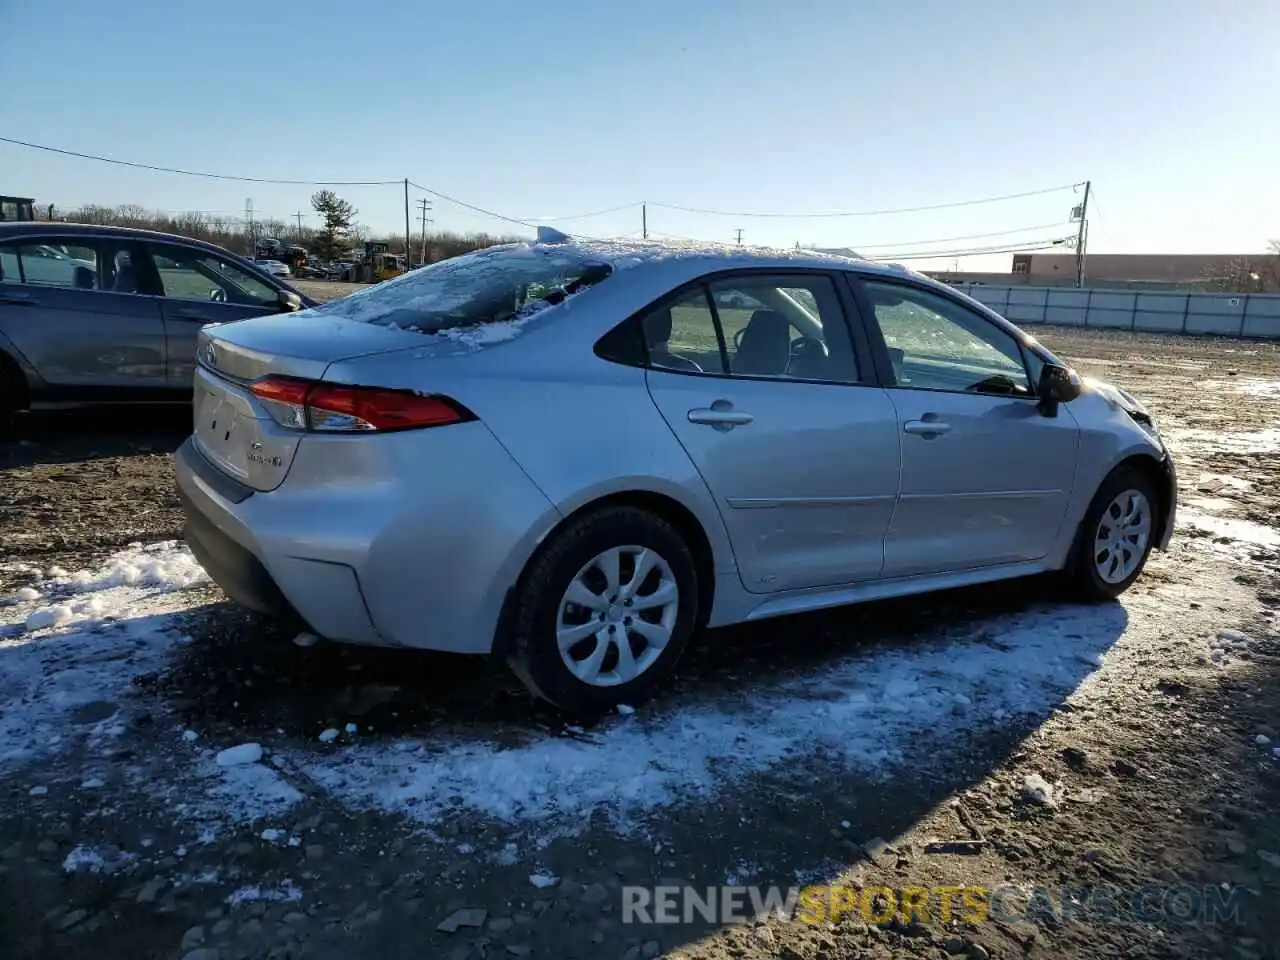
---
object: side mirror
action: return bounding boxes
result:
[277,290,303,313]
[1037,363,1082,417]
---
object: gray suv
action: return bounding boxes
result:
[0,222,317,429]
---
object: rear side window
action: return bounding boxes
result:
[0,244,19,283]
[10,242,100,289]
[639,273,860,384]
[0,238,142,292]
[311,243,612,334]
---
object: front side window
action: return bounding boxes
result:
[862,281,1031,396]
[640,273,859,384]
[310,243,612,334]
[149,244,278,307]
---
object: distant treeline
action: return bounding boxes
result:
[33,202,521,264]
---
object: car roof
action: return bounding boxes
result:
[0,220,249,255]
[507,236,927,284]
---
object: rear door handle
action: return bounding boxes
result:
[904,419,952,436]
[0,293,38,306]
[688,408,754,428]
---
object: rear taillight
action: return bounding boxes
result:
[249,376,475,433]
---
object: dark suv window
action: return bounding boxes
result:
[148,243,279,307]
[0,238,142,292]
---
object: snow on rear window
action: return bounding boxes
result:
[308,243,612,336]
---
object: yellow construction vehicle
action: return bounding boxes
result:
[357,242,406,283]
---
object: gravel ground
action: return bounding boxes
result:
[2,325,1279,960]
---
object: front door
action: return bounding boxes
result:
[853,277,1080,578]
[0,236,167,393]
[642,272,901,594]
[141,241,287,386]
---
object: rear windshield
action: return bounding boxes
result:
[310,243,612,334]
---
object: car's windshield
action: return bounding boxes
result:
[309,243,612,334]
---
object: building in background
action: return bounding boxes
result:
[927,252,1280,292]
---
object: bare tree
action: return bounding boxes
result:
[28,198,515,266]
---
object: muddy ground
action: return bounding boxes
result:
[2,325,1279,960]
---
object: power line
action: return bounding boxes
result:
[870,238,1075,262]
[2,135,1088,238]
[0,135,402,186]
[646,183,1082,219]
[853,222,1072,251]
[518,202,644,222]
[406,180,532,227]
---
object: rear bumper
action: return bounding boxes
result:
[175,437,385,645]
[173,422,563,655]
[180,482,294,617]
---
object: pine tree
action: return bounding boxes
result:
[310,190,357,261]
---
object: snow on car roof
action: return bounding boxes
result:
[541,236,874,272]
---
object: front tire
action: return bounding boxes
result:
[507,506,699,712]
[1067,466,1158,600]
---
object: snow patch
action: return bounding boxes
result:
[303,602,1123,833]
[215,743,264,767]
[1022,773,1057,806]
[1181,512,1280,549]
[226,879,303,906]
[528,871,560,888]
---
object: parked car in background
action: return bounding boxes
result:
[176,233,1176,711]
[255,258,292,279]
[0,222,316,429]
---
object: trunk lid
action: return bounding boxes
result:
[192,314,426,491]
[197,312,426,381]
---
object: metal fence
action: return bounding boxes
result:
[952,284,1280,340]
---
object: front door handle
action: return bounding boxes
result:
[171,310,213,322]
[688,406,754,428]
[904,418,952,436]
[0,293,38,306]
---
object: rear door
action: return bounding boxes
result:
[643,271,901,594]
[849,276,1080,577]
[141,241,287,387]
[0,235,167,394]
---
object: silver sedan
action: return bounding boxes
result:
[175,233,1176,710]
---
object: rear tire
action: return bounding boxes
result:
[1067,466,1158,601]
[507,506,699,712]
[0,365,20,439]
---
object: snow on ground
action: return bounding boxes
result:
[303,601,1123,835]
[2,539,1129,840]
[1204,377,1280,398]
[3,541,207,634]
[1180,511,1280,549]
[1164,426,1280,456]
[2,474,1275,845]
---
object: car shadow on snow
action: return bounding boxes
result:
[122,577,1135,956]
[157,575,1109,742]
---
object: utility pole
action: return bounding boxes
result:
[245,198,255,256]
[735,228,743,245]
[416,198,432,266]
[403,179,412,270]
[293,211,305,238]
[1073,180,1091,287]
[641,203,648,240]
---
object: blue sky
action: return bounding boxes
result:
[3,0,1277,270]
